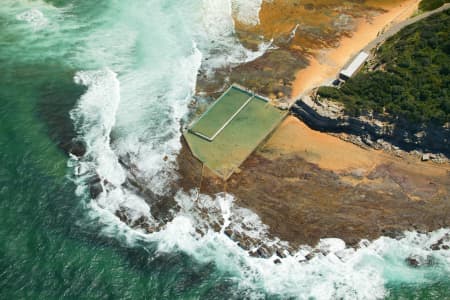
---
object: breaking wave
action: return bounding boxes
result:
[232,0,264,25]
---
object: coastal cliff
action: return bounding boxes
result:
[291,95,449,158]
[294,8,450,160]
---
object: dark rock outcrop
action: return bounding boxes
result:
[68,140,87,157]
[291,99,449,157]
[89,174,103,199]
[430,234,450,250]
[406,255,435,267]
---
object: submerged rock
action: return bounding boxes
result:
[430,234,450,250]
[89,174,103,199]
[69,140,87,157]
[405,255,435,268]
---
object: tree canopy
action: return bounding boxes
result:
[317,10,450,125]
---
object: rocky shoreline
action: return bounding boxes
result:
[291,92,449,161]
[85,136,448,263]
[69,0,449,262]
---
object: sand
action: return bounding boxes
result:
[263,116,379,172]
[291,0,421,99]
[263,116,449,177]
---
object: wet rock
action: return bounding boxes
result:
[406,256,420,267]
[89,174,103,199]
[381,228,405,240]
[143,224,156,234]
[115,209,130,224]
[358,239,371,248]
[89,183,103,199]
[305,253,315,261]
[431,239,443,250]
[68,140,87,157]
[224,228,233,238]
[211,222,222,233]
[237,237,258,251]
[257,245,274,259]
[430,234,450,250]
[131,216,148,228]
[405,255,434,268]
[248,250,260,258]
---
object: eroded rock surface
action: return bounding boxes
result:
[177,137,450,249]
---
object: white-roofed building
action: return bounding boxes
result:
[339,51,369,80]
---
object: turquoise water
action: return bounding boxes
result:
[1,1,449,299]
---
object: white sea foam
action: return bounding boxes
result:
[16,8,48,30]
[70,69,125,188]
[14,0,69,32]
[82,188,450,299]
[231,0,264,25]
[198,0,271,75]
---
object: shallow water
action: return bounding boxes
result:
[1,1,449,299]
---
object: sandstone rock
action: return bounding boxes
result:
[224,228,233,238]
[210,222,221,232]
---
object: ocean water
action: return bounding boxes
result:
[1,0,449,299]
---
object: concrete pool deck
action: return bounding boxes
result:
[183,85,288,180]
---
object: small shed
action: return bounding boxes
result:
[339,51,369,80]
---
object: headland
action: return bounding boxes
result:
[176,0,450,253]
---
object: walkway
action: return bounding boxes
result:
[364,3,450,52]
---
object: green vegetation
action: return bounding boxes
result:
[317,10,450,125]
[419,0,450,12]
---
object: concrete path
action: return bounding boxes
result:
[364,3,450,52]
